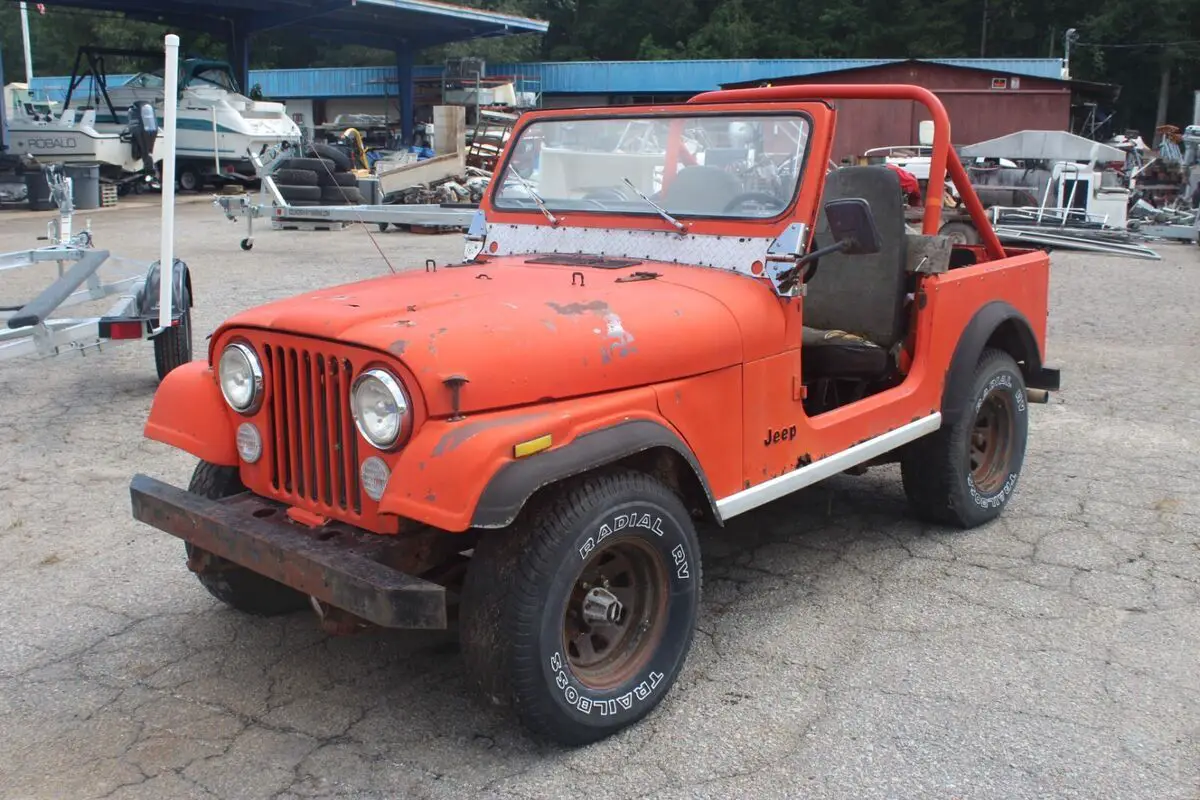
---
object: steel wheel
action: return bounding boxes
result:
[969,390,1016,494]
[563,538,668,691]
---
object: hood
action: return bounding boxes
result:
[220,259,774,417]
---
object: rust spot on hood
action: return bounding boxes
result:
[547,300,609,316]
[390,340,408,356]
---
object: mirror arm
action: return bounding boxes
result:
[793,238,851,269]
[776,239,852,293]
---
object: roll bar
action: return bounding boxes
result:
[689,84,1006,260]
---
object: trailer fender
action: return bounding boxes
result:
[469,419,719,530]
[139,258,193,321]
[942,301,1055,427]
[143,361,238,466]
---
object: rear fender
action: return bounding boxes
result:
[942,300,1045,427]
[379,387,714,532]
[139,258,192,321]
[143,361,237,465]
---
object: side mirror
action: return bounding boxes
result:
[824,198,882,255]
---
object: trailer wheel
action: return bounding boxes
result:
[153,285,193,381]
[184,462,310,616]
[460,469,701,745]
[939,221,981,246]
[901,348,1028,528]
[177,167,201,193]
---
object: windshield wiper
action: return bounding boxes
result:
[508,168,558,226]
[622,178,686,233]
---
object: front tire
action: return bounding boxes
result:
[901,348,1029,527]
[460,470,702,745]
[184,462,309,616]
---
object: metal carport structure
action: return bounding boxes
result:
[2,0,547,144]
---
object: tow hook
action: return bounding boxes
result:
[581,587,625,625]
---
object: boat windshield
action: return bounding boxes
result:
[190,67,238,92]
[123,72,165,89]
[492,113,810,220]
[120,64,238,93]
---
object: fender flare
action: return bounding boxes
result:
[470,419,720,529]
[942,301,1052,427]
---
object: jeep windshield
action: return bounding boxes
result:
[492,113,810,220]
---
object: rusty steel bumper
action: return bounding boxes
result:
[130,474,447,629]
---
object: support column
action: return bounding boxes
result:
[227,18,251,95]
[396,48,415,146]
[0,42,8,151]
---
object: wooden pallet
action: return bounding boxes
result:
[392,224,466,235]
[271,219,349,232]
[100,184,119,208]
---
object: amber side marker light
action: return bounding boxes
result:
[514,434,553,458]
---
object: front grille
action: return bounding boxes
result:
[263,345,361,516]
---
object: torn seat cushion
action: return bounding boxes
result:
[802,327,890,380]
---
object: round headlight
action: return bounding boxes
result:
[218,342,263,413]
[351,368,411,450]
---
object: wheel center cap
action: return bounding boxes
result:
[581,586,624,625]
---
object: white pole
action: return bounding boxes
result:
[158,34,180,332]
[20,3,34,85]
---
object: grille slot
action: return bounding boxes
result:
[264,345,359,514]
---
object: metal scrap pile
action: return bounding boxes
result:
[387,166,491,206]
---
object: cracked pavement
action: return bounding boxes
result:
[0,200,1197,799]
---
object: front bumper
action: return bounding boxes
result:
[130,474,447,629]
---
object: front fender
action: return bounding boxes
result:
[379,387,693,532]
[144,361,237,465]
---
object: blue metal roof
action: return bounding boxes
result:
[16,1,546,48]
[28,58,1065,102]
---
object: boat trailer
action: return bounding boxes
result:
[0,35,192,379]
[214,151,478,251]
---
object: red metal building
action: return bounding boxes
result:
[722,60,1118,163]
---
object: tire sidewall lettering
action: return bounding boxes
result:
[965,366,1028,510]
[541,501,698,727]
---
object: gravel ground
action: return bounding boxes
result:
[0,198,1197,800]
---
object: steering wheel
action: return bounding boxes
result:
[722,192,785,214]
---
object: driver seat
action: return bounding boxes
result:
[661,166,741,214]
[802,166,909,381]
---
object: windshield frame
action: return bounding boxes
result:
[487,107,815,225]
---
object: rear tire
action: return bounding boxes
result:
[939,220,981,246]
[460,470,701,745]
[185,462,309,616]
[153,286,192,380]
[901,349,1029,527]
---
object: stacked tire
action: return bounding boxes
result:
[272,143,365,208]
